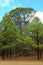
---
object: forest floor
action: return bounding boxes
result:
[0,60,43,65]
[0,55,43,65]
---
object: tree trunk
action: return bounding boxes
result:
[19,23,22,34]
[2,50,5,60]
[15,48,18,57]
[36,32,40,60]
[40,50,42,59]
[10,49,12,59]
[37,49,40,60]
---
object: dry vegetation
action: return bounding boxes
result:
[0,60,43,65]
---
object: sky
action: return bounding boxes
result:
[0,0,43,20]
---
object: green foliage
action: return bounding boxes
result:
[0,14,20,51]
[23,17,43,49]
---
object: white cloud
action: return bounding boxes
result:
[2,0,10,7]
[0,0,11,7]
[34,12,43,23]
[25,11,43,23]
[0,0,22,8]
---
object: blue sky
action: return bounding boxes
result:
[0,0,43,20]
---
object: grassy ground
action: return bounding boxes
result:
[0,60,43,65]
[0,55,43,65]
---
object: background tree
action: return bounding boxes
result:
[9,8,36,34]
[0,14,20,59]
[23,17,43,60]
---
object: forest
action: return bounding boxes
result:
[0,8,43,60]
